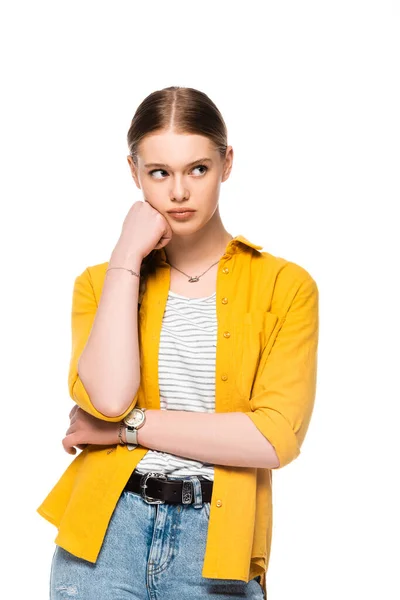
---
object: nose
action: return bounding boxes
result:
[170,174,189,202]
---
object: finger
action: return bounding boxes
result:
[62,433,81,455]
[62,437,77,455]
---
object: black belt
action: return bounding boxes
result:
[123,470,213,505]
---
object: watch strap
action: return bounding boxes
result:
[125,425,138,451]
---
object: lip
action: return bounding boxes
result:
[167,210,196,221]
[167,209,196,213]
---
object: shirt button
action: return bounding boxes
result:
[223,331,231,338]
[221,374,228,381]
[216,500,223,507]
[221,297,228,304]
[222,267,229,274]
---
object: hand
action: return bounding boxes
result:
[63,405,120,456]
[112,200,173,262]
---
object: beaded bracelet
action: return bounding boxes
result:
[106,267,140,278]
[118,421,126,446]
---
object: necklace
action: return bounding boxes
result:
[165,236,234,283]
[167,258,221,283]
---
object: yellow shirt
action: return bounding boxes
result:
[37,234,319,589]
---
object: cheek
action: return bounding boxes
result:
[196,174,220,194]
[141,182,164,204]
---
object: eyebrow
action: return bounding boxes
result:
[144,157,213,169]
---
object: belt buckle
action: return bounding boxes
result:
[140,472,168,504]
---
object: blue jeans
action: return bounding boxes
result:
[49,474,264,599]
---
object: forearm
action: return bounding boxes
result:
[78,251,142,418]
[137,410,280,469]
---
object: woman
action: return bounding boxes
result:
[38,86,319,599]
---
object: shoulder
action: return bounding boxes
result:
[250,249,318,313]
[256,248,317,287]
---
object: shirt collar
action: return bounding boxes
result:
[156,234,263,265]
[232,235,263,252]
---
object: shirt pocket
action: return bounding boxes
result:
[233,310,280,400]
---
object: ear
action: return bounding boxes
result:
[127,155,141,189]
[221,146,233,182]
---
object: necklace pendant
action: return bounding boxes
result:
[188,276,200,283]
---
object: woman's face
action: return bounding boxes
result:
[127,129,233,234]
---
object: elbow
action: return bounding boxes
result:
[267,452,281,470]
[245,408,300,470]
[76,359,139,419]
[268,457,281,469]
[86,387,139,419]
[264,443,281,470]
[95,396,136,419]
[71,370,139,421]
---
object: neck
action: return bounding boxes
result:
[164,215,233,270]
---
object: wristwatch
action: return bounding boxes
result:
[123,408,147,451]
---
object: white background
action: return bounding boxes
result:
[1,1,399,598]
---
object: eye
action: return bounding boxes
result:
[148,164,209,179]
[192,164,208,176]
[149,169,168,179]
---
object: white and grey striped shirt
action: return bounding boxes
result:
[134,289,217,481]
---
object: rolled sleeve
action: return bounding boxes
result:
[244,275,319,469]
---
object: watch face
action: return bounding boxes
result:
[124,408,145,427]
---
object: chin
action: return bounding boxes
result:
[170,222,203,235]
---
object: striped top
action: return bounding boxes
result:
[134,289,217,481]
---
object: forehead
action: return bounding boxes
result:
[137,130,218,165]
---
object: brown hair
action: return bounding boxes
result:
[126,86,228,304]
